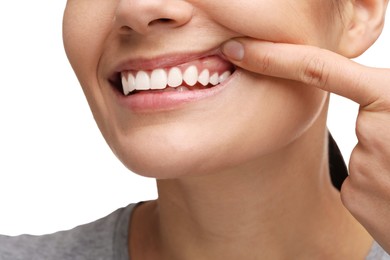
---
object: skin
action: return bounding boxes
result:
[221,30,390,254]
[63,0,388,259]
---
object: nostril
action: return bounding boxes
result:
[118,18,174,35]
[119,26,133,34]
[148,18,175,27]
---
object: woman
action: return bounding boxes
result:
[1,0,390,259]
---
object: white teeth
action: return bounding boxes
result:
[121,74,130,95]
[122,73,136,95]
[210,73,219,85]
[167,67,183,87]
[219,71,231,83]
[121,68,232,95]
[198,69,210,86]
[135,71,150,90]
[183,66,198,86]
[151,69,168,90]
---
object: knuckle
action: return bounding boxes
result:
[349,144,366,175]
[355,113,372,144]
[348,145,387,195]
[254,52,272,73]
[348,146,368,179]
[355,112,386,150]
[262,53,272,73]
[340,167,370,220]
[300,54,330,89]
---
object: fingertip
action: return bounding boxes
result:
[221,40,245,61]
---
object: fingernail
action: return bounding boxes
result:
[222,40,244,61]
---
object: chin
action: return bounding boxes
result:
[113,142,212,179]
[107,117,316,180]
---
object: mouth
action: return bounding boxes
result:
[110,55,236,96]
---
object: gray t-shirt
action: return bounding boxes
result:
[0,203,136,260]
[0,202,389,260]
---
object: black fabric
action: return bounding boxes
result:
[328,132,349,190]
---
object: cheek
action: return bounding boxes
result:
[63,0,118,135]
[63,0,117,92]
[192,0,335,46]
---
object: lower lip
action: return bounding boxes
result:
[113,71,238,113]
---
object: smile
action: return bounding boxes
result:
[118,55,235,95]
[109,54,237,112]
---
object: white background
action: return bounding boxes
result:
[0,1,389,235]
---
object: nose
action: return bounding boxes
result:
[115,0,194,35]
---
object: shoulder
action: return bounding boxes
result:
[0,203,138,260]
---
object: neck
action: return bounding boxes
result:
[130,112,372,260]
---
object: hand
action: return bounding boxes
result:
[222,38,390,252]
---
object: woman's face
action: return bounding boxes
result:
[63,0,345,178]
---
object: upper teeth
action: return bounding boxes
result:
[121,66,232,95]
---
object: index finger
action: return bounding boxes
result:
[222,38,389,107]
